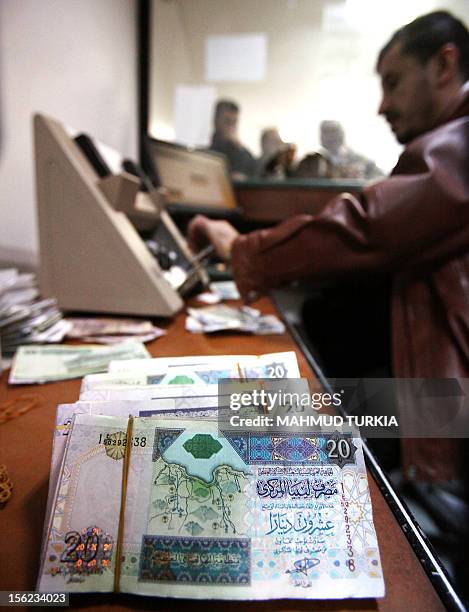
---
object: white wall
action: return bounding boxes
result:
[0,0,138,268]
[149,0,469,173]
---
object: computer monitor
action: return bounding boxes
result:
[145,138,237,210]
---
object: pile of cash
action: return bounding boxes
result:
[0,268,69,357]
[186,305,285,334]
[209,281,240,301]
[37,351,385,600]
[65,317,166,345]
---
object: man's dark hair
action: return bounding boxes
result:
[377,11,469,81]
[214,99,239,121]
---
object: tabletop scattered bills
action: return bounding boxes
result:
[65,316,166,345]
[210,281,240,300]
[196,281,241,305]
[0,268,70,358]
[186,304,285,335]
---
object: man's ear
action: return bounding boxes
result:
[431,43,461,88]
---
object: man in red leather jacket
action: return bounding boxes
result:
[188,11,469,483]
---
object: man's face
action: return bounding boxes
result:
[216,110,238,140]
[320,122,344,154]
[378,42,438,144]
[262,130,283,156]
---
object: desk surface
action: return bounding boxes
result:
[0,298,444,611]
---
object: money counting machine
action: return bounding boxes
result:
[34,114,208,317]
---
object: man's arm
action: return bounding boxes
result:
[188,216,239,262]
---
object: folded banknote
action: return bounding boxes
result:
[80,351,301,399]
[65,317,166,345]
[186,305,285,335]
[8,342,150,384]
[107,351,297,375]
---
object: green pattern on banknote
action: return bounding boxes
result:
[168,375,196,385]
[183,434,222,459]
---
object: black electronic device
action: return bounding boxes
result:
[74,133,112,178]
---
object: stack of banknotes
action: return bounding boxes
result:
[186,305,285,335]
[38,351,385,599]
[0,268,69,358]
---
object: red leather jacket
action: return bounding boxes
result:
[231,84,469,481]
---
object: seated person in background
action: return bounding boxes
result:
[293,149,337,179]
[295,120,384,180]
[319,120,385,179]
[189,11,469,486]
[258,128,296,178]
[208,99,258,180]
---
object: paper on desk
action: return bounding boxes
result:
[108,353,254,373]
[65,317,157,338]
[64,317,166,345]
[4,319,72,346]
[0,268,19,293]
[195,291,221,305]
[209,281,240,300]
[186,304,285,335]
[83,351,299,396]
[0,269,68,357]
[196,282,241,305]
[8,342,150,384]
[79,330,165,345]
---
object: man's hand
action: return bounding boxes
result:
[187,215,239,262]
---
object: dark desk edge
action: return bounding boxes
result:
[233,178,367,190]
[272,293,467,612]
[167,203,244,219]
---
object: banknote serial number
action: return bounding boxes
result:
[0,592,68,606]
[98,433,147,447]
